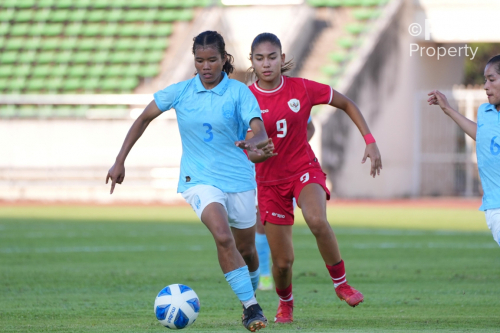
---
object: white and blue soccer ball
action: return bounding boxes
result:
[154,284,200,329]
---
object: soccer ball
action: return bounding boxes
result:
[154,284,200,329]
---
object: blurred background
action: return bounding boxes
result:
[1,0,499,204]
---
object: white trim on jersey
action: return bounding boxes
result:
[253,76,284,94]
[328,86,334,105]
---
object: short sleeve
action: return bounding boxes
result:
[153,83,182,112]
[303,79,333,106]
[238,84,262,127]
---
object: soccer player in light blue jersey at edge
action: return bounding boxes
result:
[106,31,274,332]
[428,54,500,247]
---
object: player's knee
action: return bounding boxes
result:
[274,257,294,275]
[237,244,256,263]
[306,215,330,236]
[214,232,235,250]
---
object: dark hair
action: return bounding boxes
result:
[192,31,234,76]
[249,32,294,74]
[486,55,500,75]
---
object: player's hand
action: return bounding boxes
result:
[260,138,278,159]
[427,90,453,114]
[362,143,382,178]
[106,162,125,194]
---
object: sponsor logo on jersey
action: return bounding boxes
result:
[261,109,269,114]
[272,212,285,219]
[300,172,310,183]
[288,99,300,112]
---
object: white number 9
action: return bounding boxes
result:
[277,119,287,138]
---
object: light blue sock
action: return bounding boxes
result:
[249,267,260,292]
[224,266,254,302]
[255,233,271,276]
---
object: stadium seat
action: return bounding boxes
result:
[66,24,84,36]
[55,51,72,63]
[87,10,106,22]
[0,105,16,118]
[145,51,165,63]
[18,52,37,63]
[72,51,92,63]
[88,65,105,77]
[104,65,124,77]
[37,51,58,63]
[39,24,64,37]
[64,78,82,91]
[0,10,15,22]
[54,0,74,9]
[26,78,47,91]
[68,65,87,77]
[0,66,13,77]
[5,0,36,9]
[82,77,100,90]
[337,37,356,49]
[0,52,17,64]
[32,65,52,77]
[142,64,160,77]
[50,10,70,23]
[76,38,98,50]
[41,38,61,50]
[33,10,51,22]
[36,0,56,7]
[124,64,142,76]
[353,9,381,20]
[320,64,341,76]
[74,0,93,8]
[345,23,366,35]
[13,65,31,76]
[46,77,64,91]
[14,10,33,22]
[10,24,30,36]
[51,65,68,77]
[5,38,25,50]
[120,77,139,90]
[328,51,349,63]
[69,10,88,22]
[10,77,27,90]
[92,51,110,63]
[59,38,78,50]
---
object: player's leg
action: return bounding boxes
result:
[227,190,268,331]
[485,209,500,246]
[255,209,273,290]
[297,181,363,307]
[265,223,294,323]
[183,185,265,332]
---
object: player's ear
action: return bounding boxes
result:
[281,53,286,65]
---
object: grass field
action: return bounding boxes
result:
[1,204,499,332]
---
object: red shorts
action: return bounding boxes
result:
[257,168,331,225]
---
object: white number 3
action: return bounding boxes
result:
[277,119,287,138]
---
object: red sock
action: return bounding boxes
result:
[276,284,293,302]
[326,260,346,288]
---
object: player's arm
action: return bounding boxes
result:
[307,119,315,142]
[245,130,277,163]
[330,90,382,178]
[428,90,476,140]
[235,118,269,153]
[106,100,162,194]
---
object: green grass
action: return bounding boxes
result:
[0,205,499,332]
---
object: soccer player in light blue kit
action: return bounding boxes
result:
[428,54,500,247]
[106,31,273,331]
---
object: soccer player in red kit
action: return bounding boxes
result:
[245,33,382,323]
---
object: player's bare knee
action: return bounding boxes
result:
[306,215,330,236]
[214,232,235,250]
[274,257,294,275]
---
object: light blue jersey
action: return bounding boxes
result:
[154,72,262,193]
[476,103,500,211]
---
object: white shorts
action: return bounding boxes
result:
[485,208,500,246]
[182,185,256,230]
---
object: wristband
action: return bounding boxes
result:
[364,133,376,145]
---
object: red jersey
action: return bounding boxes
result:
[249,76,333,185]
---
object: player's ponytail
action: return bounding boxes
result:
[192,31,234,76]
[486,55,500,75]
[249,33,294,75]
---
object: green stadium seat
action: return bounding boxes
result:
[36,0,56,8]
[145,51,164,63]
[180,0,200,8]
[82,77,100,90]
[13,64,31,76]
[0,24,9,35]
[23,38,42,50]
[69,10,88,22]
[8,0,36,9]
[0,10,15,22]
[76,38,98,50]
[148,38,169,50]
[124,10,143,22]
[88,65,105,76]
[32,65,52,77]
[5,38,25,50]
[142,11,158,22]
[10,77,27,90]
[37,106,55,118]
[39,24,64,37]
[142,64,159,77]
[0,66,13,77]
[152,25,173,37]
[101,77,120,90]
[328,51,349,63]
[18,52,37,63]
[17,106,38,118]
[26,78,46,91]
[10,24,30,36]
[92,51,110,63]
[103,65,124,76]
[342,0,363,6]
[54,0,74,9]
[101,24,119,36]
[110,51,132,63]
[0,78,9,91]
[337,37,356,49]
[74,0,93,8]
[41,38,61,50]
[320,64,341,76]
[353,9,381,20]
[14,10,33,22]
[345,23,366,35]
[64,78,82,90]
[67,65,87,76]
[0,105,16,118]
[66,24,84,36]
[177,10,194,21]
[59,38,78,50]
[129,0,153,8]
[33,10,51,22]
[87,11,106,22]
[50,10,70,23]
[46,77,64,90]
[114,38,135,50]
[95,38,115,50]
[0,51,17,64]
[72,51,92,63]
[106,10,123,22]
[124,64,142,76]
[55,51,72,63]
[37,51,56,63]
[51,65,68,77]
[119,77,139,90]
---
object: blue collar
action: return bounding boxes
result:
[485,103,497,112]
[194,72,229,96]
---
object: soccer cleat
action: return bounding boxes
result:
[257,275,274,291]
[242,303,268,332]
[274,299,293,323]
[335,283,364,307]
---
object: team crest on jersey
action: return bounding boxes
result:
[288,99,300,112]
